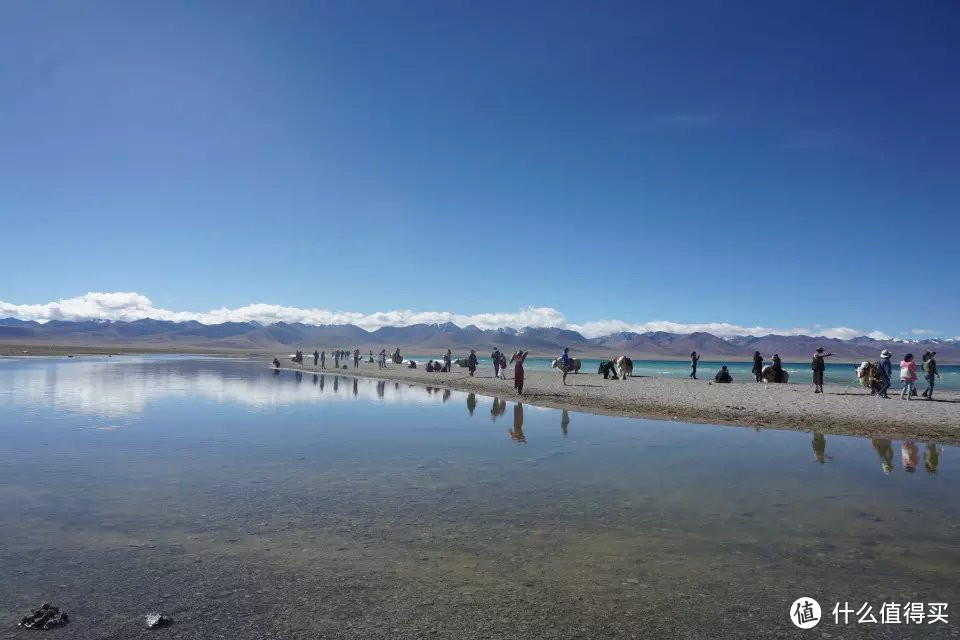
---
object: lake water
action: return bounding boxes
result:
[1,356,957,639]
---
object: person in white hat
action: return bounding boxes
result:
[877,349,893,398]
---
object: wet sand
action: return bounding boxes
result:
[275,358,960,444]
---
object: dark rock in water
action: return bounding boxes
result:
[19,602,69,630]
[145,613,172,628]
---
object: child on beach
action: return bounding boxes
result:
[899,353,918,400]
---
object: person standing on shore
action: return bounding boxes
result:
[922,351,940,399]
[498,351,507,379]
[491,347,501,378]
[320,351,326,369]
[467,350,478,376]
[353,349,361,369]
[512,350,529,394]
[899,353,918,400]
[877,349,892,398]
[811,347,834,393]
[443,349,452,373]
[689,352,701,379]
[559,347,573,385]
[752,351,764,382]
[313,350,319,366]
[771,354,783,383]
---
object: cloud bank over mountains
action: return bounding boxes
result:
[0,291,902,340]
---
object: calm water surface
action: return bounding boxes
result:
[0,356,957,639]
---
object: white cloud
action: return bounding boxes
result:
[0,291,906,341]
[910,328,938,336]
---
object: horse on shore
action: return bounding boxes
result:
[551,357,582,374]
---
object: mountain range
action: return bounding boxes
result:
[1,317,956,361]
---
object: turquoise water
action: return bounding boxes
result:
[406,355,960,390]
[0,356,956,639]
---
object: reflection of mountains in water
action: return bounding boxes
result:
[4,359,471,417]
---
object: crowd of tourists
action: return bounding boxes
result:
[277,345,944,400]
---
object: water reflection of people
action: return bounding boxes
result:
[333,376,339,393]
[313,374,318,385]
[924,443,940,474]
[376,380,385,399]
[871,438,894,474]
[319,375,325,391]
[442,389,451,403]
[352,378,358,397]
[466,393,477,416]
[812,432,826,464]
[490,397,506,422]
[561,409,570,436]
[901,440,918,473]
[295,371,302,383]
[508,402,525,442]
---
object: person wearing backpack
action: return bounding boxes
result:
[876,350,893,399]
[491,347,501,378]
[751,351,764,382]
[921,351,940,399]
[811,347,834,394]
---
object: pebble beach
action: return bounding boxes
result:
[276,358,960,444]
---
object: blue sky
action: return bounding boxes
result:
[1,1,958,338]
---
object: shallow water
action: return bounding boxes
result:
[0,356,957,639]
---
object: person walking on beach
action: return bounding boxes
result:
[467,349,478,376]
[811,347,834,393]
[876,349,892,398]
[752,351,764,382]
[443,349,452,373]
[491,347,501,378]
[512,350,529,394]
[689,352,701,379]
[498,351,507,379]
[313,350,319,366]
[922,351,940,399]
[899,353,918,400]
[320,351,326,369]
[771,353,783,383]
[353,349,361,369]
[559,347,573,385]
[378,349,387,369]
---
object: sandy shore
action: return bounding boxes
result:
[275,357,960,444]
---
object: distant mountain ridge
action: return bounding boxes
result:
[1,317,956,361]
